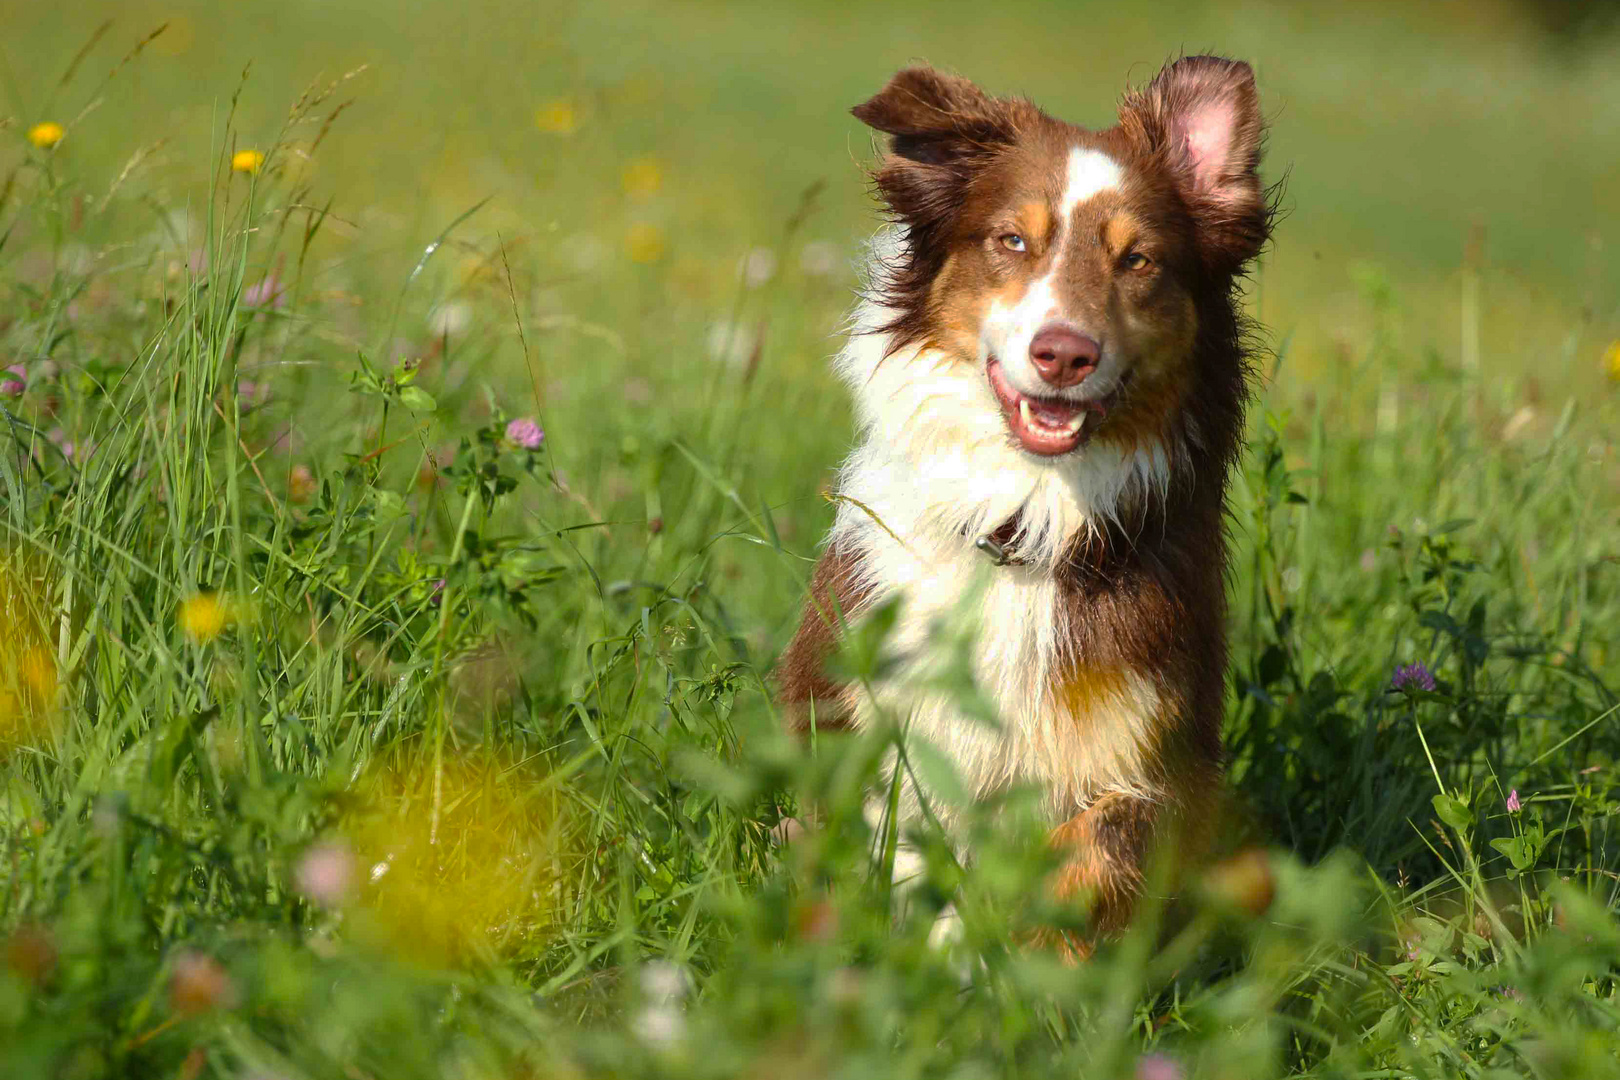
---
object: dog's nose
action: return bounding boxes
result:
[1029,325,1100,388]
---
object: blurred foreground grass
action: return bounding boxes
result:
[1,6,1620,1078]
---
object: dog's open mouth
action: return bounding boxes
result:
[986,358,1120,456]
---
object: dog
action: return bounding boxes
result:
[774,56,1274,949]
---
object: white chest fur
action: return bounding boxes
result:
[827,282,1176,825]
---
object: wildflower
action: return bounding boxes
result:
[168,951,237,1015]
[505,417,544,450]
[535,99,579,135]
[4,923,57,986]
[1605,340,1620,383]
[741,247,777,288]
[793,896,838,942]
[621,157,663,200]
[0,376,22,398]
[231,149,265,174]
[800,239,841,278]
[295,840,355,908]
[622,377,652,405]
[1506,789,1522,814]
[287,464,317,504]
[706,319,758,368]
[179,592,234,643]
[633,961,691,1050]
[429,578,446,605]
[428,300,471,337]
[1135,1054,1185,1080]
[626,223,666,264]
[235,381,271,411]
[241,275,285,310]
[1391,662,1435,692]
[26,122,64,149]
[1203,848,1276,917]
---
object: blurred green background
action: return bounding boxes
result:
[5,0,1618,401]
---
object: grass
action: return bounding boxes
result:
[2,5,1620,1078]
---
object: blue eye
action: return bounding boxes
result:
[1000,234,1026,253]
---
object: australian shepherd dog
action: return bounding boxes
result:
[774,56,1276,950]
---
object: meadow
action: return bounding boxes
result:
[2,1,1620,1076]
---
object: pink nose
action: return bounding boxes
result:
[1029,325,1100,388]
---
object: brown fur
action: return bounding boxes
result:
[782,56,1277,951]
[774,543,870,732]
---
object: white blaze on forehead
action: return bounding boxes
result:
[1058,147,1123,220]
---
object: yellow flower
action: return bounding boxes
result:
[1604,340,1620,383]
[621,156,663,200]
[179,592,234,642]
[626,223,666,265]
[346,754,564,964]
[27,122,63,150]
[231,149,265,175]
[534,99,578,135]
[0,555,59,747]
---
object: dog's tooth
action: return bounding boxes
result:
[1018,399,1032,428]
[1063,411,1088,436]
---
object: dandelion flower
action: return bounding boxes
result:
[231,149,265,174]
[535,99,579,135]
[1391,662,1435,692]
[505,417,544,450]
[1506,789,1522,813]
[179,592,234,643]
[621,157,663,200]
[626,223,666,264]
[26,122,64,149]
[1605,340,1620,383]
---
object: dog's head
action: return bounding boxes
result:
[851,57,1271,462]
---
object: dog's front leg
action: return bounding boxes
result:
[1045,790,1180,959]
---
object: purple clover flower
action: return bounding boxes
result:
[1135,1054,1185,1080]
[242,274,285,310]
[236,380,272,412]
[505,417,544,450]
[1391,662,1435,692]
[0,377,22,398]
[1506,789,1521,814]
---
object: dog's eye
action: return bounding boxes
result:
[1123,252,1152,271]
[999,234,1027,253]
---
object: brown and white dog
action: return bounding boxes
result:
[775,57,1274,947]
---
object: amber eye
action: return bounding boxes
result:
[999,234,1027,253]
[1123,252,1152,271]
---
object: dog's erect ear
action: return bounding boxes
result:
[1121,56,1270,270]
[852,67,1015,167]
[852,68,1023,349]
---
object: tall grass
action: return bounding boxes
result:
[2,20,1620,1080]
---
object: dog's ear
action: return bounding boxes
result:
[852,67,1019,234]
[1120,56,1270,271]
[853,67,1015,166]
